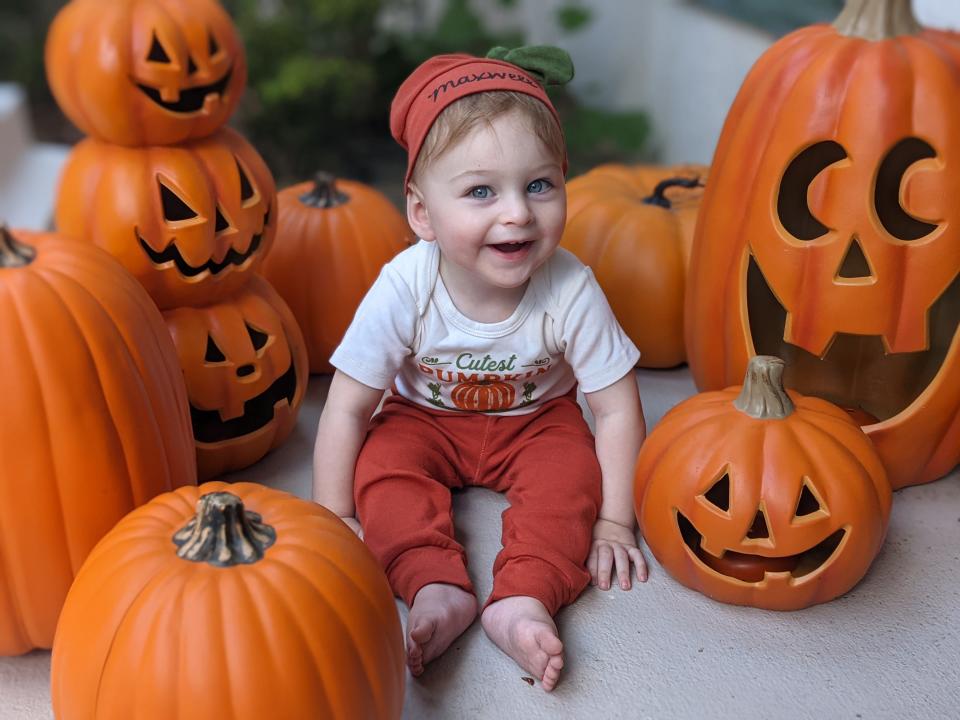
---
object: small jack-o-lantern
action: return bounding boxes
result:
[685,0,960,489]
[56,127,276,309]
[635,356,891,610]
[163,276,308,479]
[45,0,246,146]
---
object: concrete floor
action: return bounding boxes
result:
[2,366,959,719]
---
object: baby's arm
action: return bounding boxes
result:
[312,370,386,537]
[584,371,648,590]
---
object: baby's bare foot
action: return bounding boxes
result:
[480,596,564,692]
[406,583,478,676]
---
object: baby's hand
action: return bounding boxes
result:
[589,518,648,590]
[340,516,364,540]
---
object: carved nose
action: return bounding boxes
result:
[236,364,255,378]
[745,508,769,540]
[836,237,873,280]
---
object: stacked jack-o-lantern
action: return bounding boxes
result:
[46,0,308,480]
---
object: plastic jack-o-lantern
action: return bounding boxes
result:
[636,356,892,611]
[45,0,246,146]
[56,127,276,310]
[164,276,308,479]
[685,0,960,489]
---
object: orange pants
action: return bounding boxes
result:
[354,391,601,616]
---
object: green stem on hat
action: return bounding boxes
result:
[299,172,350,209]
[642,177,702,210]
[833,0,920,40]
[485,45,575,86]
[0,225,36,268]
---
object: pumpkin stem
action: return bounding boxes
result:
[0,225,36,268]
[642,177,702,209]
[833,0,920,40]
[733,356,795,419]
[172,492,276,567]
[299,172,350,209]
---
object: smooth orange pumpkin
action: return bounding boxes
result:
[562,163,707,368]
[635,356,891,610]
[259,173,412,374]
[0,226,195,656]
[450,380,517,412]
[163,275,308,480]
[56,127,276,310]
[685,0,960,489]
[45,0,246,146]
[51,482,405,719]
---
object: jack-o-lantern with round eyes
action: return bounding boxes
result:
[45,0,246,146]
[686,0,960,489]
[55,127,275,310]
[636,356,892,611]
[163,275,308,480]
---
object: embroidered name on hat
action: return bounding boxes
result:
[427,71,539,102]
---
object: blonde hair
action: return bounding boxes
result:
[410,91,565,186]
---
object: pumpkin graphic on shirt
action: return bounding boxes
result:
[451,380,516,412]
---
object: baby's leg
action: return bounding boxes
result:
[354,398,479,674]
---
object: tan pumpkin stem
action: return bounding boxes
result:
[300,172,350,209]
[642,176,702,209]
[0,225,36,267]
[833,0,920,40]
[172,492,276,567]
[733,356,795,419]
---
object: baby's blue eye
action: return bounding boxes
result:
[469,186,491,199]
[527,178,552,194]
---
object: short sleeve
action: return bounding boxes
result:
[556,265,640,393]
[329,265,420,390]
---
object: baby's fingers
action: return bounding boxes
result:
[596,542,614,590]
[630,546,648,582]
[614,544,632,590]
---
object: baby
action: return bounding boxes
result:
[313,46,647,692]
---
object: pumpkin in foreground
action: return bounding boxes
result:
[562,163,706,368]
[685,0,960,488]
[260,172,412,373]
[51,482,405,720]
[635,356,891,610]
[0,226,195,656]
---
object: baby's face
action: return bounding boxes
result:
[413,108,566,297]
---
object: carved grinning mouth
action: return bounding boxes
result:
[136,209,267,278]
[676,510,846,583]
[747,255,960,423]
[136,67,233,114]
[190,359,297,444]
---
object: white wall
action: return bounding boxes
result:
[397,0,960,166]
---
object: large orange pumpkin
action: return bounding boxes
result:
[0,226,195,656]
[56,127,276,309]
[51,482,405,719]
[45,0,246,146]
[163,275,308,479]
[685,0,960,489]
[635,356,891,610]
[260,173,412,373]
[562,163,707,368]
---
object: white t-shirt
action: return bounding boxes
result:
[330,240,639,415]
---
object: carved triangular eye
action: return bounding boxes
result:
[702,473,730,512]
[795,482,821,518]
[147,33,171,63]
[246,323,268,351]
[160,182,198,222]
[237,159,255,202]
[208,31,220,56]
[205,336,226,363]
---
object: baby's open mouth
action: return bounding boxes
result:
[491,241,532,254]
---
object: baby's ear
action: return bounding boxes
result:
[406,184,436,241]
